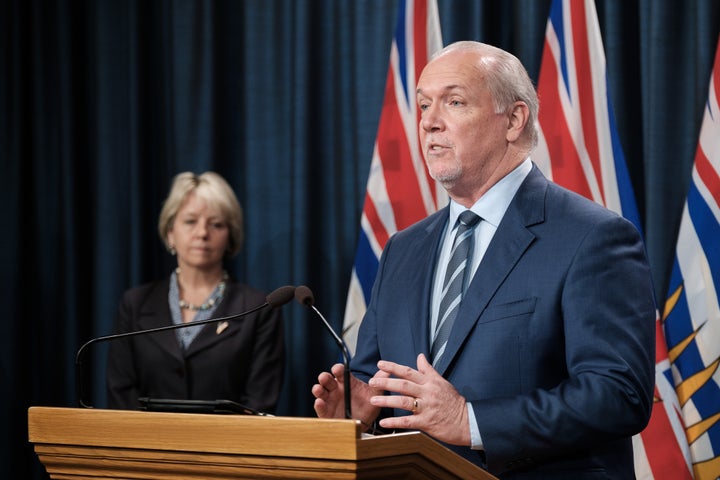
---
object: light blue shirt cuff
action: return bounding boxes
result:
[467,402,484,450]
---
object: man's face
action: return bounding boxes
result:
[416,50,509,194]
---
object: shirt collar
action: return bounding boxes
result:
[448,158,532,228]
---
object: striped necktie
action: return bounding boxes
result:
[431,210,481,365]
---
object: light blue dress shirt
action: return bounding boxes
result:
[429,158,532,449]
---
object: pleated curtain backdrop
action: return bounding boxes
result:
[2,1,718,478]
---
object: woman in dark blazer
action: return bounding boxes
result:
[107,172,284,413]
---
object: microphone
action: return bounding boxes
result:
[75,285,296,408]
[294,285,352,420]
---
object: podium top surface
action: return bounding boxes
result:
[28,406,495,479]
[29,406,361,459]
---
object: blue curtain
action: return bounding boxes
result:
[2,1,719,478]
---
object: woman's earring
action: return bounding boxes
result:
[169,243,176,256]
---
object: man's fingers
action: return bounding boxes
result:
[330,363,345,380]
[370,359,424,396]
[370,368,391,383]
[313,398,329,417]
[317,370,339,389]
[416,353,433,372]
[311,383,329,399]
[370,393,418,413]
[377,359,415,377]
[370,377,421,399]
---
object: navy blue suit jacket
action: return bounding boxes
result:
[106,278,285,414]
[352,165,656,479]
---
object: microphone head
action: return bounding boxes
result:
[266,285,296,308]
[295,285,314,307]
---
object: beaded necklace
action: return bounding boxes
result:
[176,268,229,311]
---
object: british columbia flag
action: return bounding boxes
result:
[342,0,446,353]
[534,0,694,478]
[662,34,720,480]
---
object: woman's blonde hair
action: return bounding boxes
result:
[158,171,244,257]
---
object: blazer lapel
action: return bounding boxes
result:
[433,166,547,375]
[136,279,185,364]
[407,209,451,359]
[184,282,247,357]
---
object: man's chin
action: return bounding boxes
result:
[429,169,461,187]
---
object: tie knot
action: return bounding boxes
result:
[458,210,481,228]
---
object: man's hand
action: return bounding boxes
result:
[368,353,471,446]
[312,363,389,429]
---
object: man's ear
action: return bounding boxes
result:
[506,101,529,142]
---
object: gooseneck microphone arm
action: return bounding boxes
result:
[75,285,296,409]
[294,285,352,420]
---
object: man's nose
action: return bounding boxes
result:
[420,104,443,132]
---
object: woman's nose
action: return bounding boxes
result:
[194,221,208,236]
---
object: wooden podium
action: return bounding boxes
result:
[28,406,496,479]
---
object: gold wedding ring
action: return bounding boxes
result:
[412,398,419,412]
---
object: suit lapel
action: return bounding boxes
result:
[408,210,451,359]
[136,279,185,363]
[433,166,547,375]
[184,282,247,357]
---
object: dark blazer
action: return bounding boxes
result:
[107,277,285,414]
[352,165,656,479]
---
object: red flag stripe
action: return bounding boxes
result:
[412,1,439,209]
[363,192,390,252]
[413,0,428,84]
[537,37,594,199]
[643,399,695,479]
[696,148,720,209]
[571,1,604,205]
[375,64,428,231]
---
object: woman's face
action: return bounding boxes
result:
[167,192,229,271]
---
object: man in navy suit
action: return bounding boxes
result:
[312,41,655,479]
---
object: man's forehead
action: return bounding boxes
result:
[419,55,479,88]
[416,82,468,97]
